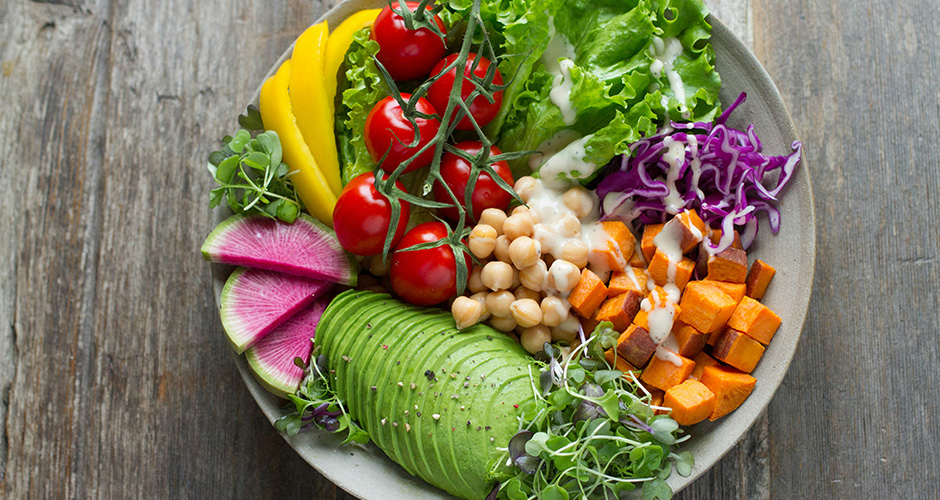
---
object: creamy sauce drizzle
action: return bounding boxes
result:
[649,36,690,120]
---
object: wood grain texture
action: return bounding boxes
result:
[2,0,938,499]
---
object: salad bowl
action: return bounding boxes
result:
[209,0,816,497]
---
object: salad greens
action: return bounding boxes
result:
[335,28,387,184]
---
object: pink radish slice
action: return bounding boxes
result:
[220,267,330,354]
[245,297,329,398]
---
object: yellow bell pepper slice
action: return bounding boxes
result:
[323,9,381,116]
[289,22,343,197]
[259,60,337,226]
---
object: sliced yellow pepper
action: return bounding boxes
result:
[259,60,337,226]
[289,22,343,197]
[323,9,381,116]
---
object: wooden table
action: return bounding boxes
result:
[1,0,938,498]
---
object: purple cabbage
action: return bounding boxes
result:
[596,93,802,252]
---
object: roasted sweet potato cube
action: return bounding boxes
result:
[617,324,657,368]
[679,209,707,240]
[633,309,649,330]
[700,365,756,420]
[703,280,746,304]
[672,321,709,357]
[689,351,720,380]
[629,245,647,267]
[581,316,600,337]
[595,291,643,331]
[707,228,744,249]
[569,269,608,318]
[664,379,716,425]
[640,351,696,391]
[603,221,636,262]
[678,281,738,333]
[727,296,781,345]
[745,259,776,300]
[661,212,704,254]
[647,250,695,290]
[707,247,748,283]
[608,268,648,297]
[712,328,765,373]
[640,223,664,263]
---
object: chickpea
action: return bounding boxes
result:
[494,235,512,263]
[489,316,517,333]
[540,296,570,327]
[521,325,553,354]
[510,298,542,328]
[547,259,582,293]
[468,265,486,293]
[509,236,541,270]
[485,290,516,318]
[562,186,596,218]
[481,261,514,291]
[514,176,539,203]
[368,255,389,277]
[511,268,522,289]
[532,224,557,254]
[558,213,582,238]
[452,296,483,330]
[469,224,498,259]
[503,212,534,240]
[478,208,507,235]
[513,286,541,302]
[469,292,490,321]
[551,315,581,343]
[519,260,548,292]
[558,239,589,268]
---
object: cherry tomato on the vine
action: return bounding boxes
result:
[432,141,515,222]
[333,172,411,256]
[427,53,504,131]
[365,94,442,175]
[390,222,470,306]
[371,1,447,82]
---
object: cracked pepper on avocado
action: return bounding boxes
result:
[201,0,802,498]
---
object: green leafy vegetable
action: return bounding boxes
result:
[207,128,303,223]
[335,28,387,184]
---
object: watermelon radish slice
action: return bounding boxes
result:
[202,214,358,286]
[245,297,328,398]
[220,267,331,354]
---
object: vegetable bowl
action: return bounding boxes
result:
[207,0,815,497]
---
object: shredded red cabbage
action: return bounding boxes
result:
[596,93,802,252]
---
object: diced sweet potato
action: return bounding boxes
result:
[595,291,643,331]
[629,242,647,268]
[605,348,617,367]
[664,379,716,425]
[712,328,765,373]
[707,228,744,249]
[640,223,664,263]
[678,209,707,240]
[707,247,748,283]
[727,296,781,345]
[633,309,648,330]
[699,365,756,420]
[678,281,738,333]
[662,211,705,254]
[617,324,657,368]
[569,269,608,318]
[703,280,746,304]
[581,316,600,337]
[647,250,695,290]
[602,221,636,263]
[689,351,720,380]
[672,321,709,357]
[640,351,695,391]
[745,259,776,300]
[607,268,648,297]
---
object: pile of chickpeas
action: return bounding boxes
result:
[451,176,601,354]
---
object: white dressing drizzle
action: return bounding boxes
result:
[649,36,690,120]
[660,137,687,214]
[542,17,579,126]
[537,135,597,189]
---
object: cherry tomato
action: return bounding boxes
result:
[432,141,515,222]
[333,173,411,256]
[427,53,504,131]
[365,94,441,174]
[390,222,470,306]
[371,1,447,82]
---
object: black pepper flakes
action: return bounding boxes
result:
[424,370,435,381]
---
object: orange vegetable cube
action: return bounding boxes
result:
[640,351,695,391]
[568,269,608,318]
[607,268,648,297]
[727,296,781,345]
[664,379,716,425]
[678,209,707,238]
[581,316,600,337]
[617,324,657,368]
[699,365,756,420]
[712,328,765,373]
[633,309,649,330]
[662,212,704,254]
[703,280,746,304]
[647,250,695,290]
[640,223,664,263]
[689,351,720,380]
[605,348,618,367]
[706,247,748,283]
[672,321,709,358]
[678,281,738,333]
[745,259,776,300]
[595,291,643,331]
[707,228,744,249]
[602,221,636,262]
